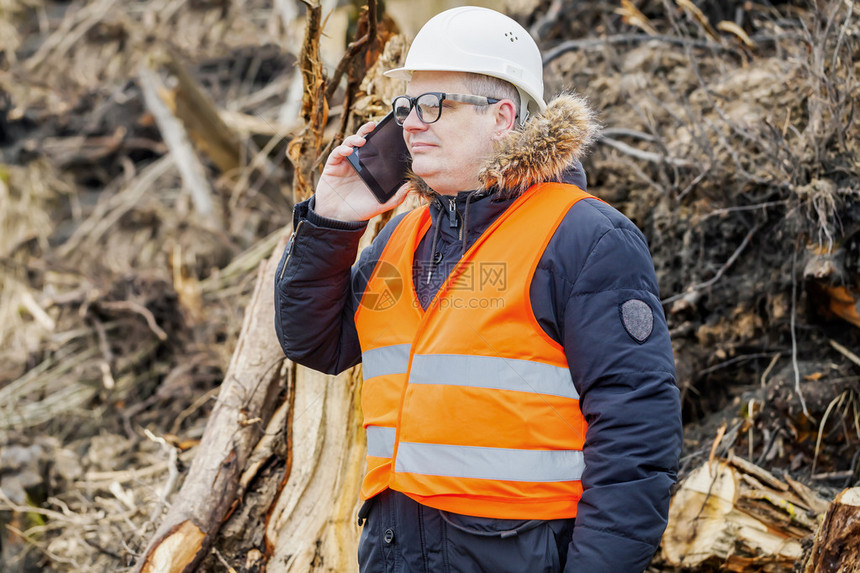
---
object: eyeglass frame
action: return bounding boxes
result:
[391,92,501,126]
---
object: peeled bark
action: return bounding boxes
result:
[264,366,364,571]
[803,487,860,573]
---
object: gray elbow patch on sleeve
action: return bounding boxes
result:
[620,299,654,343]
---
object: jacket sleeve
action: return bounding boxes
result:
[561,216,682,572]
[274,197,404,375]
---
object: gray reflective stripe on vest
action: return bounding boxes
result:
[362,344,411,379]
[366,425,396,458]
[395,442,585,482]
[409,354,578,399]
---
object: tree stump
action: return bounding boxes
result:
[661,459,824,571]
[804,487,860,573]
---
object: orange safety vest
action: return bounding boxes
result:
[354,182,593,520]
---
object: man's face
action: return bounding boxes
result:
[401,71,502,196]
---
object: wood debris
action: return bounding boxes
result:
[662,457,827,571]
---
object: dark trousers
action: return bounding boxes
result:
[358,489,575,573]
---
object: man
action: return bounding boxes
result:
[275,6,682,572]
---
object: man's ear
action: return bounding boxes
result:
[493,99,517,138]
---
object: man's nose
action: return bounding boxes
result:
[401,106,427,132]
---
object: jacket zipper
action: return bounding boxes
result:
[447,197,465,240]
[278,220,304,281]
[447,198,459,228]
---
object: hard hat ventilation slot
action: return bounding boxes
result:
[504,31,519,42]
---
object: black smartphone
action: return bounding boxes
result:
[346,112,412,203]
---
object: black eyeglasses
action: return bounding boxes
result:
[391,92,501,126]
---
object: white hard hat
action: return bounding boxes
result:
[384,6,546,124]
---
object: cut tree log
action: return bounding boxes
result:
[662,458,825,572]
[133,232,291,573]
[803,487,860,573]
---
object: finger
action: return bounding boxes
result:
[357,121,376,136]
[339,122,376,152]
[326,121,379,166]
[323,148,347,169]
[341,134,367,148]
[328,141,362,166]
[332,142,357,157]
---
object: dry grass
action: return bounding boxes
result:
[1,0,293,566]
[0,162,72,372]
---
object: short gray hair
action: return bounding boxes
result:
[461,72,521,119]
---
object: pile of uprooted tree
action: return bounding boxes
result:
[1,0,858,571]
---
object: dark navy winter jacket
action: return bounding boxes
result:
[275,94,682,572]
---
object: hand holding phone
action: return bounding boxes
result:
[313,116,411,221]
[346,112,412,204]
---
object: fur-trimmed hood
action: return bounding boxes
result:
[407,93,600,198]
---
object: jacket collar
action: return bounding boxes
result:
[406,93,599,199]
